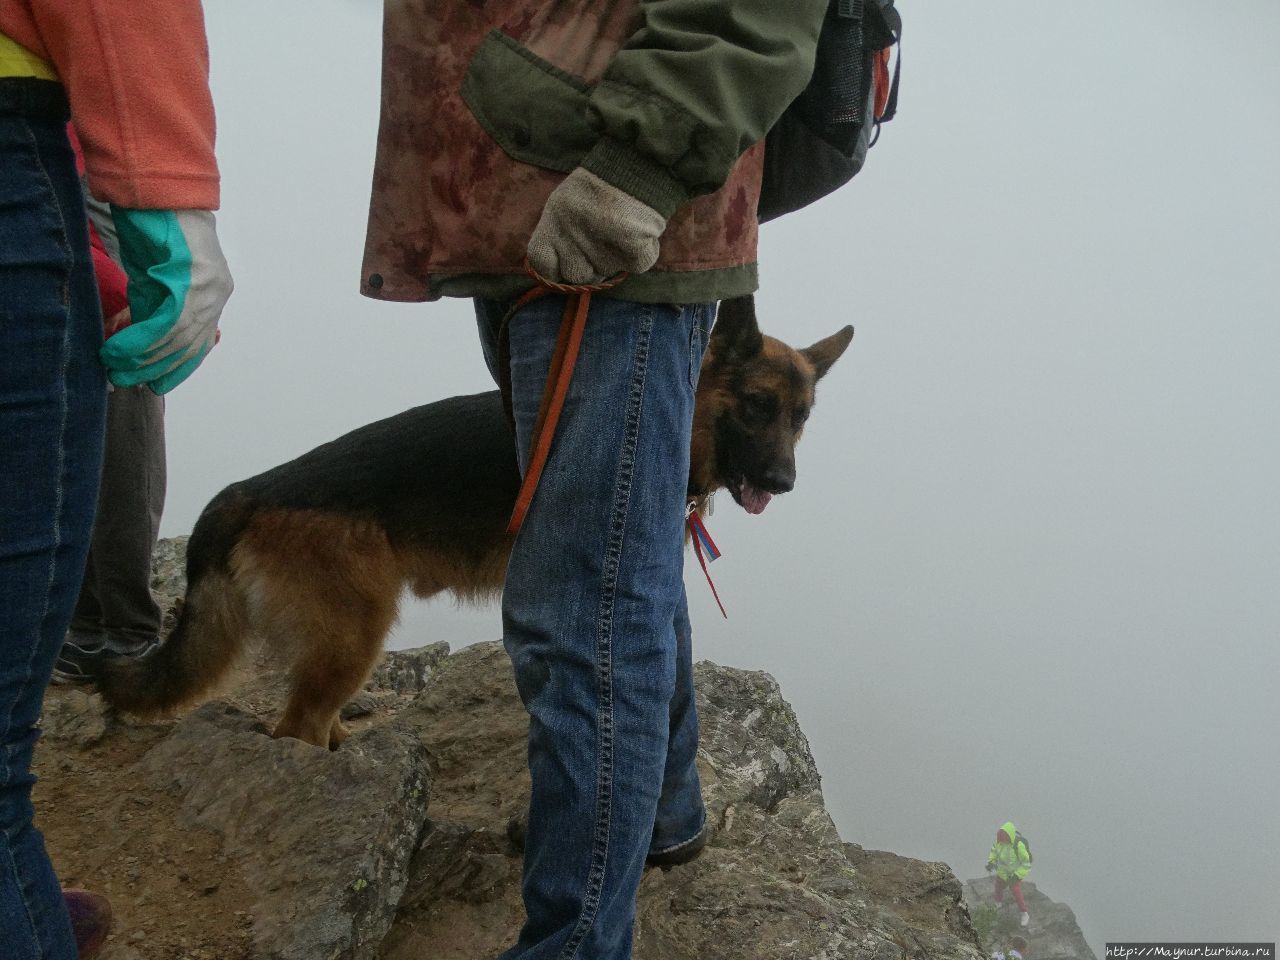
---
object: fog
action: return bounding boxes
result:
[157,1,1280,948]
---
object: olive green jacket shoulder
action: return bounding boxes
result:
[361,0,827,305]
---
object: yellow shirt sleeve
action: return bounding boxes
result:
[0,31,58,81]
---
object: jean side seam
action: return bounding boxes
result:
[2,115,76,956]
[0,118,74,776]
[688,310,703,390]
[0,845,42,958]
[559,309,654,960]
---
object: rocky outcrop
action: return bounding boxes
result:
[963,877,1096,960]
[634,665,981,960]
[382,647,985,960]
[847,846,978,947]
[140,701,431,960]
[34,538,988,960]
[149,534,188,626]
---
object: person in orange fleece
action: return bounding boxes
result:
[0,4,232,957]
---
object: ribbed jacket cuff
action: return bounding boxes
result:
[580,137,689,220]
[94,170,220,211]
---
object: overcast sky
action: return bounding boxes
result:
[162,1,1280,948]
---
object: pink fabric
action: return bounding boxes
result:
[68,125,131,327]
[994,877,1028,913]
[63,889,112,957]
[1,0,220,209]
[88,225,129,326]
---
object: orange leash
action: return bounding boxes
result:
[503,263,728,617]
[505,260,626,535]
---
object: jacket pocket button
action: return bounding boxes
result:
[368,273,384,289]
[512,126,532,148]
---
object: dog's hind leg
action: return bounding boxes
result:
[272,588,398,749]
[239,513,402,749]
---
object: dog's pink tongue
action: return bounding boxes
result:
[740,484,772,515]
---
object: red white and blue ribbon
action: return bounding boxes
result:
[688,511,720,561]
[686,507,727,618]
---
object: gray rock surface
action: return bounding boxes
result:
[367,641,450,695]
[38,538,992,959]
[635,664,983,960]
[847,845,979,947]
[141,689,433,960]
[963,877,1096,960]
[149,534,187,632]
[41,688,109,749]
[379,645,986,960]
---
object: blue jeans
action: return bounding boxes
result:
[0,82,107,959]
[476,296,710,959]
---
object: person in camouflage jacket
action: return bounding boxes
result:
[362,0,828,304]
[362,2,830,958]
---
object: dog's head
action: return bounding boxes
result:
[691,296,853,514]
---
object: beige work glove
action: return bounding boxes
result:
[527,168,666,284]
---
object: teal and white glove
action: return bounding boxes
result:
[527,168,666,284]
[102,208,233,394]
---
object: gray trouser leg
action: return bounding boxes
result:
[71,385,166,648]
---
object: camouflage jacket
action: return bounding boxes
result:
[361,0,828,305]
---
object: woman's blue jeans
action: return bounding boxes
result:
[0,81,106,959]
[476,296,710,959]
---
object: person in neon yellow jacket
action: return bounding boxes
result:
[985,821,1032,927]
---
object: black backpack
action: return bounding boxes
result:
[1014,831,1034,864]
[758,0,902,222]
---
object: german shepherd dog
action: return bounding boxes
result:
[96,297,852,748]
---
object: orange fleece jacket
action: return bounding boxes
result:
[0,0,219,209]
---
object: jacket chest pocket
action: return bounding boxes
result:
[462,31,597,174]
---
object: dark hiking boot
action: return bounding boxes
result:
[52,634,158,685]
[50,632,107,685]
[63,888,112,959]
[645,825,708,871]
[506,816,527,854]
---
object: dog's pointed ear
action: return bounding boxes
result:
[801,326,854,381]
[711,296,764,362]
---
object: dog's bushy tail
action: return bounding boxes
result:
[96,488,255,717]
